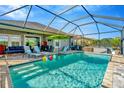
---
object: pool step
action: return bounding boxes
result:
[12,64,48,79]
[13,64,35,71]
[17,66,41,74]
[22,68,48,78]
[12,67,49,84]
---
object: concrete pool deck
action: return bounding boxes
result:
[0,53,124,88]
[102,55,124,88]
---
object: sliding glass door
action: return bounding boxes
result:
[25,36,40,47]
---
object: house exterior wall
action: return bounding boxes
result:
[53,39,69,48]
[47,40,53,46]
[60,39,69,48]
[0,29,70,48]
[0,29,45,46]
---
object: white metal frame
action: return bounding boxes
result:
[0,5,124,54]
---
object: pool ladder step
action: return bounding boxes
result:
[12,67,48,83]
[13,64,35,71]
[13,65,48,77]
[22,68,48,78]
[17,66,41,74]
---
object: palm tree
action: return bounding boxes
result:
[111,37,120,49]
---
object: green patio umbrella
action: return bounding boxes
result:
[47,35,70,40]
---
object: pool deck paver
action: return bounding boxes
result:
[102,55,124,88]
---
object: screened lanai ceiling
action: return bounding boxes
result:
[0,5,124,39]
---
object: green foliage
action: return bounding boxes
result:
[110,37,120,48]
[90,37,120,48]
[100,38,112,47]
[47,35,70,40]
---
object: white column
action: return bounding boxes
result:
[121,28,124,55]
[8,35,11,46]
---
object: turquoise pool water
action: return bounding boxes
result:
[9,52,111,88]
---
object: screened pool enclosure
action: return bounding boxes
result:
[0,5,124,55]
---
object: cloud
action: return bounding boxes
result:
[0,5,33,20]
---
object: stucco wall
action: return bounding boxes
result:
[53,39,69,48]
[0,29,45,46]
[0,29,70,47]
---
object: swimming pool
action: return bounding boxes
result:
[9,52,111,88]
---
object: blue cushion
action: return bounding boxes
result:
[6,46,24,53]
[9,47,15,50]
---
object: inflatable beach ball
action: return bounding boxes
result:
[49,55,53,61]
[42,56,47,62]
[53,55,56,59]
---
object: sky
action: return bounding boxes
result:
[0,5,123,39]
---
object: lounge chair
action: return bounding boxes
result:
[55,46,70,54]
[107,47,115,55]
[34,46,47,54]
[24,46,41,58]
[62,46,69,52]
[34,46,56,55]
[62,46,82,54]
[34,46,41,54]
[51,46,69,53]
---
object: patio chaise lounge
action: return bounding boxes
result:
[61,46,69,52]
[24,46,41,58]
[34,46,41,54]
[107,47,115,55]
[61,46,83,54]
[70,45,82,51]
[56,46,72,54]
[34,46,56,55]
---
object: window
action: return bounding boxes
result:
[0,35,9,46]
[55,41,59,46]
[10,35,21,46]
